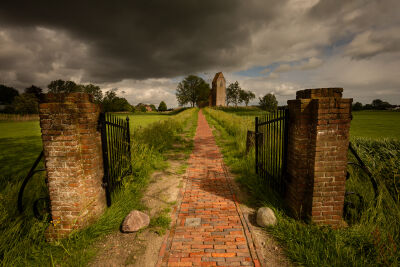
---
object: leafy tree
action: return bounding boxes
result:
[158,101,167,112]
[149,104,156,111]
[352,102,363,111]
[81,84,103,103]
[371,99,383,108]
[176,75,210,107]
[259,93,278,112]
[239,90,256,107]
[226,81,241,107]
[47,80,80,93]
[0,85,19,104]
[12,93,39,114]
[364,104,372,110]
[24,85,43,100]
[371,99,391,110]
[102,89,131,112]
[47,80,104,104]
[380,102,392,109]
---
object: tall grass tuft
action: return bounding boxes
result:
[0,108,198,266]
[132,108,197,153]
[203,107,400,266]
[348,138,400,205]
[203,107,254,154]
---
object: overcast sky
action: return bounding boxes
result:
[1,0,399,107]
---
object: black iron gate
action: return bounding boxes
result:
[255,108,289,195]
[99,113,132,206]
[17,150,50,219]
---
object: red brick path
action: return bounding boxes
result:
[157,110,260,267]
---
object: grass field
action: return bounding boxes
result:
[116,114,169,131]
[128,114,168,128]
[213,106,267,117]
[0,113,174,179]
[217,107,400,139]
[0,121,42,178]
[351,110,400,139]
[0,109,397,189]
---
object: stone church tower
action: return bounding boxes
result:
[209,72,226,106]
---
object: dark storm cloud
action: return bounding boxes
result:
[0,0,285,83]
[0,26,87,88]
[308,0,400,59]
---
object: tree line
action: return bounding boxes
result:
[352,99,399,111]
[0,80,169,114]
[175,75,278,111]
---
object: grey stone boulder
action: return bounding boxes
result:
[121,210,150,233]
[256,207,277,227]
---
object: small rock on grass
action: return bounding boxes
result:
[256,207,277,227]
[121,210,150,233]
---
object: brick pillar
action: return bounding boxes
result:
[39,93,106,239]
[286,88,352,227]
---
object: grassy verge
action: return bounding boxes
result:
[212,106,267,117]
[0,114,39,121]
[351,111,400,139]
[203,107,400,266]
[149,208,172,235]
[0,120,42,178]
[0,108,198,266]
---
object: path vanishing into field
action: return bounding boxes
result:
[157,110,261,267]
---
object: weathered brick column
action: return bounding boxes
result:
[39,93,106,239]
[285,88,352,227]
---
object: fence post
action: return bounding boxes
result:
[39,93,107,240]
[282,108,289,194]
[126,116,131,160]
[285,88,352,227]
[255,117,259,174]
[100,112,111,207]
[126,116,132,175]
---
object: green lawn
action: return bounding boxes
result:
[350,110,400,139]
[0,121,43,178]
[220,108,400,139]
[118,114,169,129]
[212,106,267,117]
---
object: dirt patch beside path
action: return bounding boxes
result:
[89,159,186,267]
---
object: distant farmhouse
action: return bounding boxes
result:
[391,106,400,111]
[135,103,154,112]
[209,72,226,107]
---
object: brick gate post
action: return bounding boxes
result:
[286,88,352,227]
[39,93,107,239]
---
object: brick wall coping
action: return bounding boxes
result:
[42,92,94,103]
[296,88,343,99]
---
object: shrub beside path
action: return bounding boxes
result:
[157,110,261,266]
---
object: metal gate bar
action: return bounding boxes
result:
[100,113,132,206]
[255,108,288,195]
